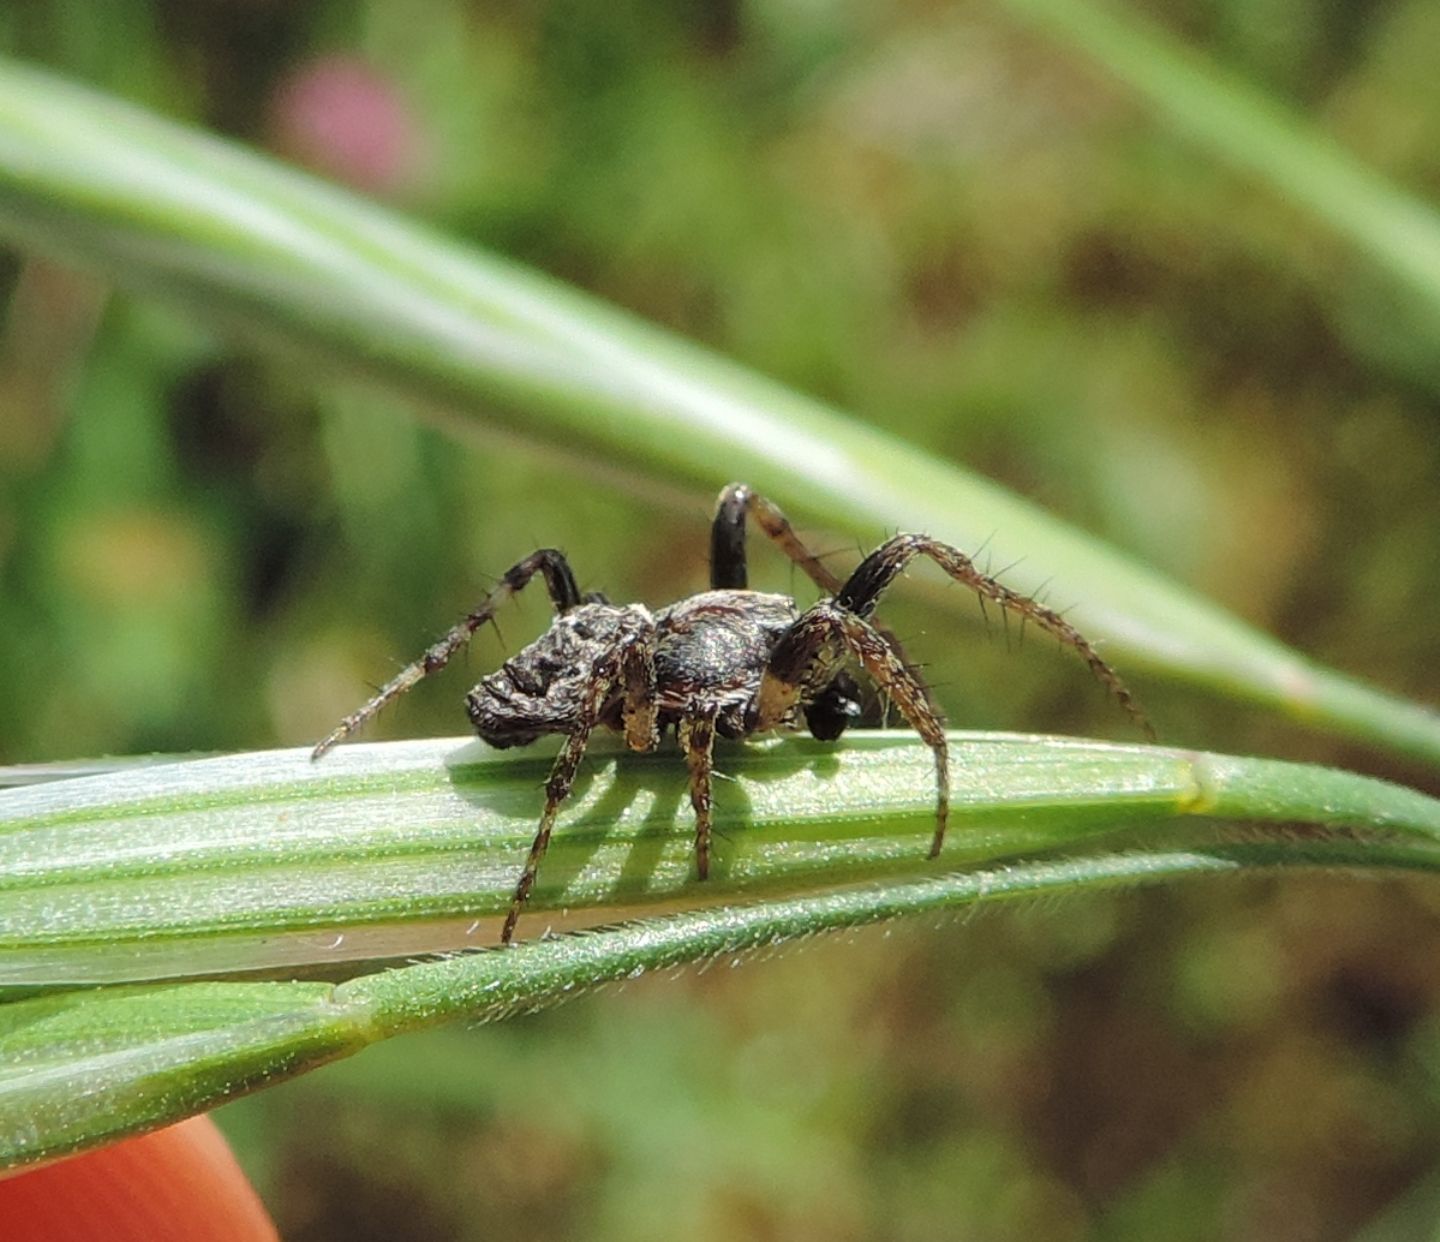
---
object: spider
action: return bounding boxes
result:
[313,483,1152,944]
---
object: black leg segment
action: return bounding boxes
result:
[835,534,1153,739]
[710,483,846,594]
[710,483,751,589]
[525,548,583,613]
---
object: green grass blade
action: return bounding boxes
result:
[3,735,1438,1167]
[3,733,1439,989]
[0,980,366,1168]
[5,840,1440,1169]
[0,756,218,789]
[0,58,1433,765]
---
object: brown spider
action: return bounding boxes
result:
[313,483,1152,943]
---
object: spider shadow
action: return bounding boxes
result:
[444,732,841,907]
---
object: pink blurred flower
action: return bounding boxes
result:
[269,55,423,196]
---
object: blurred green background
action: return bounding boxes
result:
[2,1,1440,1238]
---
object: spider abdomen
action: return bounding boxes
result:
[652,590,798,731]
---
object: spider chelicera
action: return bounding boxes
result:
[313,483,1152,943]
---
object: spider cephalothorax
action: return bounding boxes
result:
[314,483,1152,943]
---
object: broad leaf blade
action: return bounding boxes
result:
[4,734,1440,1168]
[3,733,1439,987]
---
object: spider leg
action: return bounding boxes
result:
[711,483,844,593]
[312,548,583,759]
[835,534,1154,740]
[757,602,951,855]
[501,622,649,944]
[500,716,597,945]
[619,620,660,753]
[712,484,932,725]
[678,706,720,879]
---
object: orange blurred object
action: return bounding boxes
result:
[1,1116,278,1241]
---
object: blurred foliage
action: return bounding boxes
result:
[1,0,1439,1239]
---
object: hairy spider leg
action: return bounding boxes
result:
[835,534,1155,741]
[502,622,656,944]
[710,482,845,593]
[678,707,720,879]
[756,601,952,855]
[712,483,932,730]
[312,548,584,759]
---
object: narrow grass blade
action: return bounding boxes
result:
[5,840,1440,1170]
[0,59,1433,764]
